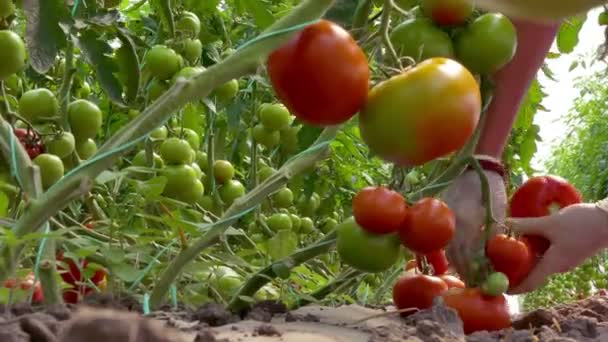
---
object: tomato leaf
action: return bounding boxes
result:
[136,176,167,199]
[241,0,275,29]
[324,0,359,28]
[111,263,140,282]
[73,29,125,105]
[519,124,540,176]
[115,28,141,103]
[267,230,298,261]
[0,191,8,217]
[150,0,175,37]
[103,247,125,264]
[23,0,71,74]
[557,15,587,54]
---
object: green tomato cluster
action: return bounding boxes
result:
[252,103,299,151]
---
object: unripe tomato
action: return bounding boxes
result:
[300,217,314,233]
[68,100,103,141]
[399,198,455,254]
[486,234,534,288]
[176,11,201,37]
[161,165,199,202]
[175,127,200,149]
[19,88,59,123]
[33,153,64,189]
[148,79,169,101]
[213,79,239,104]
[252,124,280,149]
[267,213,293,231]
[439,274,465,289]
[272,187,294,208]
[76,138,97,160]
[359,58,481,166]
[46,132,75,159]
[481,272,509,296]
[267,20,370,126]
[258,166,277,182]
[183,38,203,63]
[320,218,338,234]
[191,162,203,180]
[160,138,194,165]
[132,150,164,168]
[5,74,22,95]
[421,0,474,26]
[213,160,235,183]
[390,18,454,62]
[0,0,15,18]
[352,186,408,235]
[259,103,292,131]
[145,45,182,80]
[442,288,511,334]
[290,214,302,232]
[75,81,91,98]
[171,66,204,83]
[219,179,246,205]
[280,125,300,153]
[393,274,448,315]
[0,30,26,80]
[337,217,401,273]
[297,192,321,216]
[150,126,168,140]
[454,13,517,75]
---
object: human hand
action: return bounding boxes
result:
[507,203,608,294]
[442,168,507,280]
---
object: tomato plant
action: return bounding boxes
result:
[442,288,511,334]
[359,58,481,166]
[267,20,370,126]
[352,186,408,235]
[393,274,448,315]
[399,198,455,254]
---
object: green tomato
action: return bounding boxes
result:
[259,103,291,131]
[171,66,204,83]
[197,195,214,211]
[219,179,246,205]
[454,13,517,74]
[150,126,168,140]
[290,214,302,232]
[258,166,277,182]
[75,81,91,98]
[0,30,26,80]
[213,160,235,184]
[68,100,103,141]
[300,217,314,234]
[280,125,300,154]
[46,132,75,159]
[0,0,15,17]
[148,79,169,101]
[4,74,21,95]
[195,151,209,171]
[320,218,338,234]
[76,138,97,160]
[191,162,203,180]
[33,153,64,189]
[481,272,510,296]
[175,127,200,149]
[145,45,182,80]
[176,11,201,37]
[297,192,321,216]
[336,217,401,273]
[212,79,239,104]
[272,187,294,208]
[160,138,194,165]
[390,18,454,62]
[132,150,164,168]
[19,88,59,123]
[183,38,203,63]
[266,213,293,231]
[252,124,280,149]
[161,165,200,203]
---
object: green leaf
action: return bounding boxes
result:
[104,246,126,264]
[298,125,323,150]
[115,28,141,103]
[0,191,8,217]
[23,0,71,73]
[150,0,175,36]
[136,176,167,199]
[73,29,125,105]
[267,230,298,261]
[324,0,359,28]
[242,0,275,29]
[111,263,141,282]
[569,60,580,72]
[519,125,540,175]
[557,15,587,54]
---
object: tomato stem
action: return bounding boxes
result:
[352,0,373,39]
[380,0,402,69]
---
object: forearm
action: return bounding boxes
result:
[475,20,559,158]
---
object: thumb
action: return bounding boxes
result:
[505,216,553,236]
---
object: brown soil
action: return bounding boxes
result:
[2,294,608,341]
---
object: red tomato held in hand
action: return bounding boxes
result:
[510,175,582,256]
[486,234,534,288]
[442,288,511,334]
[352,186,408,234]
[416,249,449,275]
[267,20,370,126]
[399,198,455,254]
[393,274,448,316]
[421,0,474,26]
[439,274,465,289]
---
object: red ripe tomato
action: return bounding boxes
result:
[14,128,44,159]
[510,175,582,256]
[393,274,448,316]
[439,275,465,289]
[56,251,106,303]
[352,186,408,234]
[486,234,534,288]
[399,198,455,254]
[442,288,511,334]
[22,272,44,303]
[416,249,449,275]
[267,20,370,126]
[421,0,474,26]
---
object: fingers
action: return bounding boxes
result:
[508,247,562,295]
[506,216,554,236]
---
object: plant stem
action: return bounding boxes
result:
[380,0,401,68]
[229,231,338,313]
[150,127,337,309]
[468,157,496,248]
[294,268,362,308]
[0,0,336,281]
[58,40,75,131]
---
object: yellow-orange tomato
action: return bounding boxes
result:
[359,58,481,166]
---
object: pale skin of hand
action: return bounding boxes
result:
[507,203,608,294]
